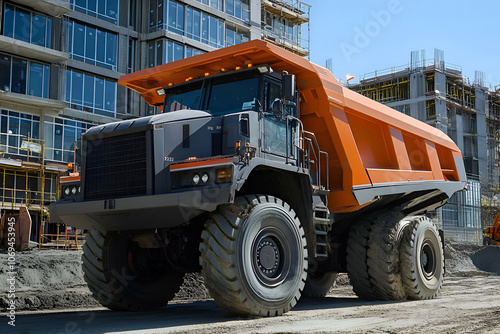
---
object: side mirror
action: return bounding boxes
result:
[283,74,295,100]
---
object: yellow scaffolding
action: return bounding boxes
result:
[0,132,75,250]
[357,76,409,103]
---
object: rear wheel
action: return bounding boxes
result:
[347,209,407,301]
[82,230,184,311]
[346,217,376,300]
[199,195,308,316]
[367,211,407,300]
[302,272,338,298]
[400,216,444,300]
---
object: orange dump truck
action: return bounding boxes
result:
[50,40,467,316]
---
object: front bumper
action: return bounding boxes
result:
[49,186,232,231]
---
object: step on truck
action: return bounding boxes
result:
[50,40,467,316]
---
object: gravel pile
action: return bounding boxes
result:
[0,242,498,312]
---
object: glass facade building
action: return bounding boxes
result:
[0,0,310,237]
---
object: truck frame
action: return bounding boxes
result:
[50,40,467,316]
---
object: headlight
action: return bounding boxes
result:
[64,186,70,196]
[201,173,209,184]
[71,186,78,195]
[192,173,200,185]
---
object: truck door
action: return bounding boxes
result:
[261,79,296,160]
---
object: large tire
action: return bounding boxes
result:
[346,217,376,300]
[82,230,184,311]
[199,195,308,317]
[366,211,407,300]
[347,209,407,301]
[483,237,492,246]
[400,216,444,300]
[302,272,338,298]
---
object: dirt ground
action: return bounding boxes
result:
[1,242,500,333]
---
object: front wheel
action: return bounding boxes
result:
[400,216,444,300]
[199,195,308,316]
[82,230,184,311]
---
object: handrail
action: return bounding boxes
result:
[302,130,329,191]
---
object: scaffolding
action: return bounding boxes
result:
[0,132,73,248]
[0,134,59,211]
[38,223,83,251]
[354,75,409,104]
[261,0,310,57]
[487,91,500,185]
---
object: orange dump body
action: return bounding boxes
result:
[119,40,466,214]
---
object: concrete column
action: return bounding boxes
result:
[117,34,129,74]
[448,106,458,144]
[49,64,61,101]
[434,71,447,133]
[249,0,262,40]
[52,17,64,52]
[475,87,488,186]
[409,71,425,121]
[455,113,464,154]
[119,0,128,28]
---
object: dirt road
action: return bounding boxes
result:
[7,274,500,334]
[2,243,500,333]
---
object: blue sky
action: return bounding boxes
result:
[307,0,499,88]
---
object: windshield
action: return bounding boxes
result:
[163,73,261,116]
[164,82,203,112]
[208,76,259,116]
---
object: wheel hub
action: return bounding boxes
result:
[256,237,280,276]
[420,241,436,279]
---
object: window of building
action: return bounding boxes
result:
[186,46,204,58]
[225,25,249,47]
[2,4,52,48]
[65,69,116,118]
[0,53,50,98]
[129,0,137,29]
[147,39,185,67]
[393,104,411,116]
[128,38,136,74]
[149,0,185,34]
[0,110,40,155]
[200,12,224,47]
[44,116,93,162]
[168,0,184,35]
[65,20,118,71]
[196,0,223,11]
[262,9,300,45]
[69,0,119,24]
[150,1,224,48]
[185,7,202,41]
[426,100,436,119]
[226,0,249,21]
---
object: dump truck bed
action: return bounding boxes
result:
[119,40,466,214]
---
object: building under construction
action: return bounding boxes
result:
[349,49,500,243]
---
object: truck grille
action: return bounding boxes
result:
[85,132,147,200]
